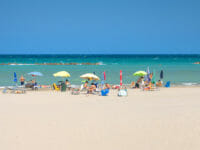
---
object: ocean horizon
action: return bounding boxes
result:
[0,54,200,86]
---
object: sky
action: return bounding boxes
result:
[0,0,200,54]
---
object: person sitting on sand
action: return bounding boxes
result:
[84,81,88,89]
[87,83,96,93]
[149,73,153,82]
[104,83,111,89]
[20,75,25,85]
[130,81,135,88]
[156,80,163,87]
[112,85,119,89]
[135,78,141,88]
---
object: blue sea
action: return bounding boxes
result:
[0,54,200,86]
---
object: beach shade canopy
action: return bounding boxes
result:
[80,73,100,81]
[144,67,151,82]
[133,71,147,77]
[14,72,17,83]
[53,71,70,77]
[28,72,43,77]
[103,72,106,80]
[160,70,164,79]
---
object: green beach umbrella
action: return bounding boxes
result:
[133,71,147,77]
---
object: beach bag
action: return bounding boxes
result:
[101,89,109,96]
[165,81,171,88]
[118,89,128,97]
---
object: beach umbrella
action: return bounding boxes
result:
[28,72,43,77]
[133,71,147,77]
[14,72,17,83]
[53,71,70,77]
[80,73,100,81]
[120,70,122,86]
[160,70,164,79]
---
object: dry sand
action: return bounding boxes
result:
[0,87,200,150]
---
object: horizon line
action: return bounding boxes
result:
[0,53,200,55]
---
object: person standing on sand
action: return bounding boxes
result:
[20,75,25,85]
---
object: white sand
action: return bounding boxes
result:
[0,87,200,150]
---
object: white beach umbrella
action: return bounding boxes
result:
[80,73,100,81]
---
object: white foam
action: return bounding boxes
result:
[9,64,36,66]
[182,82,198,86]
[98,61,106,65]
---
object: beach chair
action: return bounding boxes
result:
[71,84,86,95]
[165,81,171,88]
[71,88,80,95]
[53,83,60,91]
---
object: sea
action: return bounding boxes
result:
[0,54,200,87]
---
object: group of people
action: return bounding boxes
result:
[19,75,38,89]
[130,73,163,89]
[83,81,111,94]
[18,72,164,94]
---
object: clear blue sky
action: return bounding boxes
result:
[0,0,200,54]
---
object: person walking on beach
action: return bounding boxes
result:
[20,75,25,85]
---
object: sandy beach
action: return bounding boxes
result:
[0,87,200,150]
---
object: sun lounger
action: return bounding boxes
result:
[71,88,80,95]
[71,84,87,95]
[2,86,26,94]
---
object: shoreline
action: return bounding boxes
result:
[1,84,200,89]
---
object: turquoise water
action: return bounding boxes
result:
[0,54,200,86]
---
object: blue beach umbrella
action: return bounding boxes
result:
[14,72,17,83]
[160,70,164,80]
